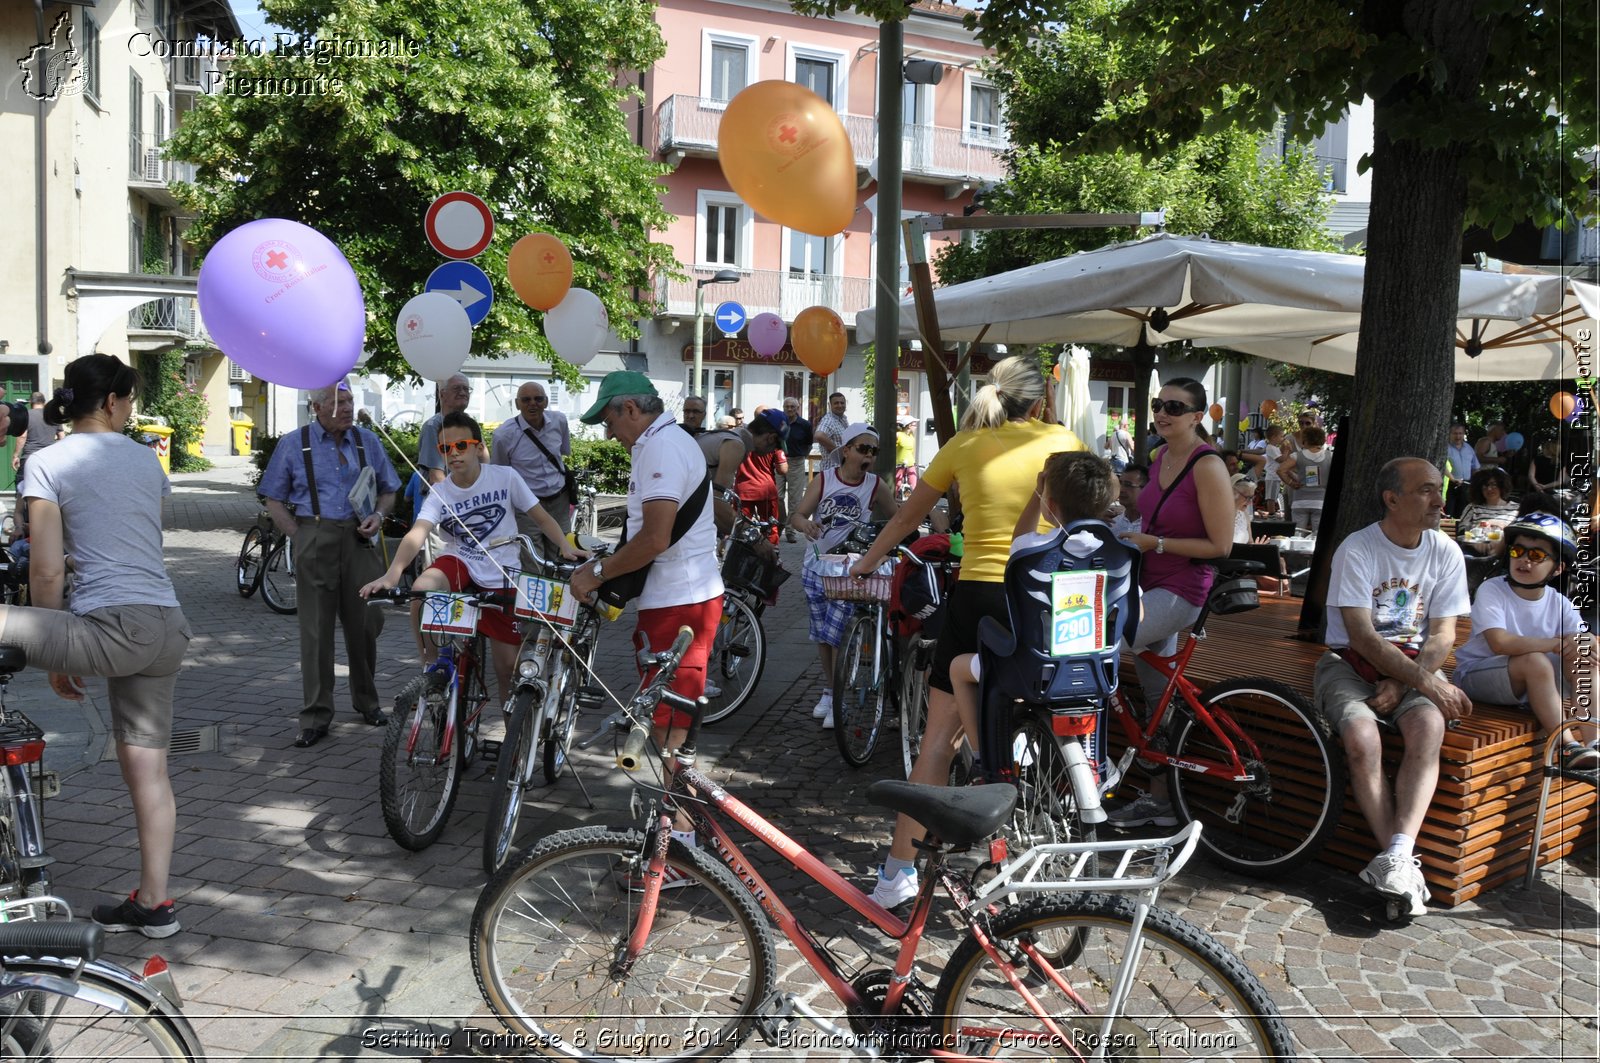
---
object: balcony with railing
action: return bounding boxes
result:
[658,268,877,327]
[128,135,196,208]
[655,93,1005,186]
[127,295,210,350]
[170,53,220,96]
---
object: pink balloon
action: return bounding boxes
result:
[748,312,787,358]
[197,218,365,388]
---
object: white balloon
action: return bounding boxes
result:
[395,292,471,381]
[543,288,609,367]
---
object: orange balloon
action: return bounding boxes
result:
[1550,391,1577,419]
[718,81,857,237]
[791,306,847,375]
[1052,363,1062,381]
[1208,403,1224,421]
[1261,399,1279,417]
[508,233,573,311]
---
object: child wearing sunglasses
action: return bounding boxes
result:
[1450,512,1596,771]
[361,411,585,703]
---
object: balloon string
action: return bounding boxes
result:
[367,419,633,719]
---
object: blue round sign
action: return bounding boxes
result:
[425,261,495,327]
[713,300,747,336]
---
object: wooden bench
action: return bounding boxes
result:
[1116,596,1597,906]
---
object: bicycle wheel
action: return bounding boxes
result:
[472,827,776,1062]
[699,593,765,725]
[899,637,934,779]
[236,526,265,597]
[573,494,595,535]
[932,893,1296,1062]
[260,537,297,615]
[484,688,537,876]
[544,632,594,785]
[833,612,888,767]
[0,966,199,1060]
[1008,711,1096,852]
[379,671,461,851]
[1169,677,1344,876]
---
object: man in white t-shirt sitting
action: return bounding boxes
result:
[1315,457,1472,918]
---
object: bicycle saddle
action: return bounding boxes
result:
[865,780,1017,847]
[0,646,25,672]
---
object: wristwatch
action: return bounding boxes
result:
[591,561,605,581]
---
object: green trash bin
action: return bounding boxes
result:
[231,418,254,456]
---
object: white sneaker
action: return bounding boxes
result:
[1106,792,1178,828]
[703,680,722,699]
[821,707,835,730]
[812,694,833,720]
[1360,851,1427,915]
[869,867,918,908]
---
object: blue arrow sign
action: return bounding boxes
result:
[713,300,747,336]
[426,261,495,327]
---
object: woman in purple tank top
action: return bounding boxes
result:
[1109,377,1236,828]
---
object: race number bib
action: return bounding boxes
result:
[1050,571,1108,657]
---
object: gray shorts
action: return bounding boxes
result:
[0,603,191,748]
[1314,651,1444,737]
[1453,656,1568,708]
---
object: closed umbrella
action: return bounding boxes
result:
[1063,346,1098,454]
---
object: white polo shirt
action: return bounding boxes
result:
[628,413,723,610]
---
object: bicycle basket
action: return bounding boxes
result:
[1209,577,1261,615]
[819,554,893,602]
[722,538,791,598]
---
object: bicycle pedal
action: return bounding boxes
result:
[574,687,606,712]
[31,771,60,800]
[753,992,797,1045]
[480,739,502,762]
[727,642,753,658]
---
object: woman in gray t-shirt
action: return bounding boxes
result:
[0,354,191,938]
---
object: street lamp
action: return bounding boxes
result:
[693,269,740,401]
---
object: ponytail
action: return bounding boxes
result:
[959,355,1046,431]
[45,353,141,426]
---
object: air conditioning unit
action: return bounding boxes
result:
[227,360,251,383]
[142,148,165,183]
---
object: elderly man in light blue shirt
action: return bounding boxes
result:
[1444,422,1479,518]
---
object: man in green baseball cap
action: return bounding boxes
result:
[578,371,657,426]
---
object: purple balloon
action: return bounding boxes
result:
[748,312,787,358]
[197,218,365,388]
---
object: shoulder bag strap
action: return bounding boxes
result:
[1145,448,1212,533]
[521,420,568,475]
[617,473,712,550]
[299,425,319,518]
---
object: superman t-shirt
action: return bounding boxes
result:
[417,464,538,587]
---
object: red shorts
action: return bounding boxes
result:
[426,556,520,645]
[634,596,723,730]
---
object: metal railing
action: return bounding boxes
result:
[128,136,196,185]
[657,269,876,326]
[128,295,206,338]
[655,93,1006,183]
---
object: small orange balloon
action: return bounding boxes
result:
[1550,391,1577,420]
[1261,399,1279,417]
[718,81,857,237]
[791,306,847,376]
[1209,403,1224,421]
[1052,363,1062,382]
[508,233,573,311]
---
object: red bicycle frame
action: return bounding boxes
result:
[1110,637,1264,783]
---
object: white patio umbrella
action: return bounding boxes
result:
[859,233,1574,381]
[1061,346,1097,450]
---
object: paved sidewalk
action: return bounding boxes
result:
[11,459,1598,1061]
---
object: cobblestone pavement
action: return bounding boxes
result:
[9,460,1598,1061]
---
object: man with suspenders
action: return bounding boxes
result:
[260,382,401,748]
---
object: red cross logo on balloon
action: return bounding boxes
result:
[765,113,808,157]
[404,315,422,335]
[249,238,302,282]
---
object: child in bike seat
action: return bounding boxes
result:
[360,412,585,702]
[871,452,1125,906]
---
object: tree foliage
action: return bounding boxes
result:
[168,0,677,381]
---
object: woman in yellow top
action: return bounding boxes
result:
[849,356,1085,905]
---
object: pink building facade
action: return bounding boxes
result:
[630,0,1004,439]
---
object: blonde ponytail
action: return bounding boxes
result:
[959,355,1046,431]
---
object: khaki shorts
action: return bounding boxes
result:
[1315,651,1444,737]
[0,603,191,748]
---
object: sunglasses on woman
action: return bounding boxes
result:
[854,444,879,456]
[1507,544,1554,564]
[1151,398,1202,416]
[437,439,482,455]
